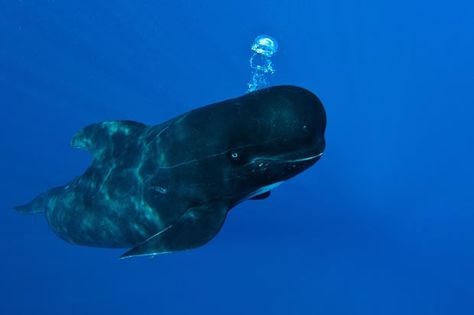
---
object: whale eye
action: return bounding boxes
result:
[228,149,249,165]
[229,150,245,164]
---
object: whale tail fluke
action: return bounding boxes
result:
[15,202,42,214]
[15,191,50,214]
[15,187,62,214]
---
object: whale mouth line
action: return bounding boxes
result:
[248,151,324,166]
[285,151,323,163]
[266,151,324,163]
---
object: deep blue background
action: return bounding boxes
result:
[1,1,473,314]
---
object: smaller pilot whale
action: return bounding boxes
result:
[16,85,326,258]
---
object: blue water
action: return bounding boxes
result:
[1,1,473,314]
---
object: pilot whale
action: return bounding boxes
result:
[16,85,326,258]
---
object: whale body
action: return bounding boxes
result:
[16,85,326,258]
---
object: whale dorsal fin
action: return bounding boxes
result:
[71,120,146,160]
[120,203,228,259]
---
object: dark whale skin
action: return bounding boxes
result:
[16,85,326,258]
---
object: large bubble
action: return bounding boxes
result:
[247,35,278,92]
[251,35,278,57]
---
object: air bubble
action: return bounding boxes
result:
[251,35,278,57]
[247,35,278,92]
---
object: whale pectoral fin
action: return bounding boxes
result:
[120,204,228,259]
[71,120,146,160]
[250,191,271,200]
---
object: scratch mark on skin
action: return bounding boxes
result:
[158,138,282,169]
[158,150,229,169]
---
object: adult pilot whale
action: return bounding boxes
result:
[16,85,326,258]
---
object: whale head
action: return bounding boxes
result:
[220,85,326,203]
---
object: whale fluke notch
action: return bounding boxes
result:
[71,120,146,160]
